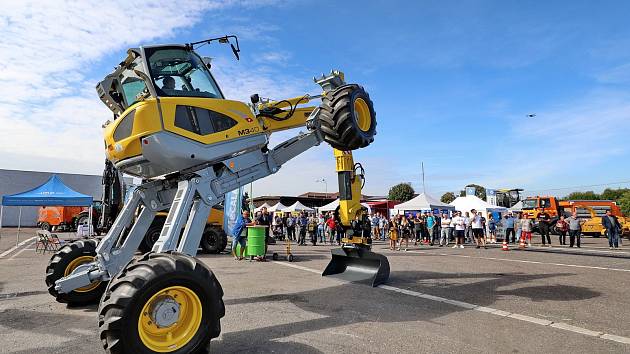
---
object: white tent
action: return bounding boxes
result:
[317,198,371,213]
[254,202,271,212]
[284,201,314,212]
[267,202,287,212]
[450,195,507,218]
[393,193,455,213]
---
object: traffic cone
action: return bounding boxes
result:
[519,237,526,249]
[502,240,509,251]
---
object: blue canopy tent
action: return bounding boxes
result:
[1,175,93,245]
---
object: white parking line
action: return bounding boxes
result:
[406,250,630,273]
[272,261,630,346]
[0,237,37,258]
[8,242,35,260]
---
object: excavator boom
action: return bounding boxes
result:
[321,149,390,287]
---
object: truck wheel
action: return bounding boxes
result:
[40,222,51,231]
[319,84,376,150]
[201,227,227,254]
[45,239,106,305]
[98,252,225,354]
[139,220,164,253]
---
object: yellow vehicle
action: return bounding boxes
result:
[45,35,387,353]
[578,205,630,237]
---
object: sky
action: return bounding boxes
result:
[1,0,630,199]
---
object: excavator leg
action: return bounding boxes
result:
[322,149,390,287]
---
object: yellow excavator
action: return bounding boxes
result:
[44,35,389,353]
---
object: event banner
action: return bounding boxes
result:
[223,187,243,235]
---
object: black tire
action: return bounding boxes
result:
[45,239,106,305]
[98,252,225,354]
[200,226,227,254]
[272,253,278,261]
[319,84,376,150]
[287,254,294,262]
[139,219,165,253]
[40,222,51,231]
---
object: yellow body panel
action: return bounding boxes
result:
[104,97,264,164]
[259,107,315,132]
[104,99,162,163]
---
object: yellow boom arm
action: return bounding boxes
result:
[334,149,369,245]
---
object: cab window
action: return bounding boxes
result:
[113,110,135,141]
[174,106,237,135]
[540,198,551,208]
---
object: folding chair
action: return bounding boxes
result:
[36,230,62,254]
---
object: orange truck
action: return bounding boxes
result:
[520,196,626,235]
[37,206,88,231]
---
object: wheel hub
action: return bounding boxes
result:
[150,295,181,328]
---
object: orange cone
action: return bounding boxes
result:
[519,237,526,249]
[502,240,509,251]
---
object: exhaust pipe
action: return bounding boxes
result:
[322,246,390,287]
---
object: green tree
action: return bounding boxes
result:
[441,192,456,204]
[388,183,415,202]
[601,188,630,201]
[460,184,487,200]
[565,191,601,200]
[618,191,630,216]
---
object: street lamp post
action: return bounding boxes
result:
[315,178,328,199]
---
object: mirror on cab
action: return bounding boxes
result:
[202,57,212,69]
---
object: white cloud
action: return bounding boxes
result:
[0,0,298,177]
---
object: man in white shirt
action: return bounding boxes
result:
[470,210,486,249]
[452,211,466,249]
[440,213,452,247]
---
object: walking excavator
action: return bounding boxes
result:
[44,35,389,353]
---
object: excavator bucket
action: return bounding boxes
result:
[322,246,390,287]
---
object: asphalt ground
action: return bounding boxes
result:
[1,228,630,353]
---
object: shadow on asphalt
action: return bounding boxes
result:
[216,270,600,353]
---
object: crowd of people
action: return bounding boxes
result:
[270,210,345,246]
[231,206,626,260]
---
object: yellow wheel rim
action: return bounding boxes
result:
[138,286,203,353]
[353,97,371,132]
[64,255,101,293]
